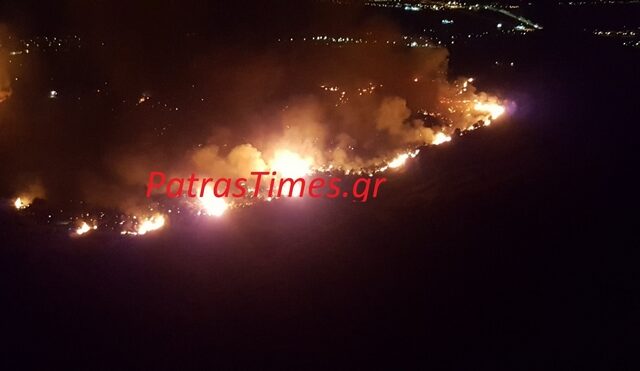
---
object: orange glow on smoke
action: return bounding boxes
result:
[270,150,313,178]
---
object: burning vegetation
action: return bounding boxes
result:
[1,24,510,236]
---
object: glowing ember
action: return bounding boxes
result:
[432,133,452,145]
[474,102,506,119]
[13,197,30,210]
[200,196,228,217]
[270,150,313,178]
[135,215,166,235]
[75,221,97,236]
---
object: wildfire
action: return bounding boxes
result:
[75,221,97,236]
[474,102,506,119]
[200,196,228,217]
[13,197,29,210]
[270,150,313,178]
[13,197,31,210]
[5,69,512,237]
[121,214,166,236]
[432,132,452,145]
[387,153,410,169]
[12,184,44,210]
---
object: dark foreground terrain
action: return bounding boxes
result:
[1,5,638,370]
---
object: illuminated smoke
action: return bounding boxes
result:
[184,78,506,183]
[2,24,509,230]
[192,144,267,179]
[269,150,313,178]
